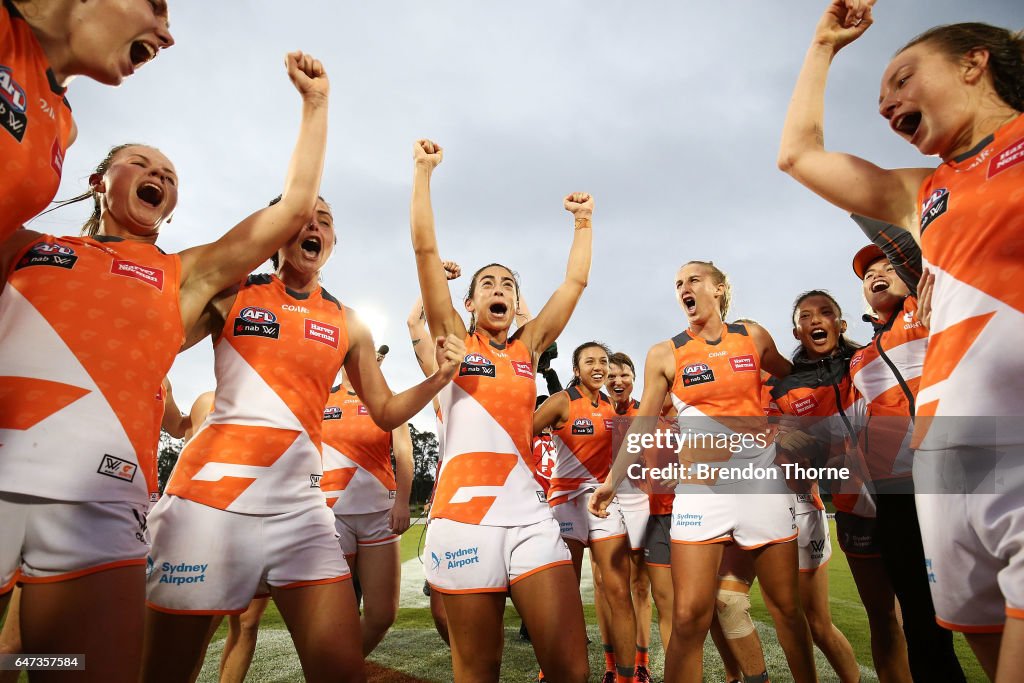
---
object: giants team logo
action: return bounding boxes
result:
[919,187,949,233]
[0,67,28,142]
[988,136,1024,178]
[729,355,756,372]
[571,418,595,435]
[682,363,715,387]
[304,319,340,348]
[110,260,165,290]
[97,454,137,483]
[234,306,280,339]
[323,406,342,420]
[511,360,534,378]
[459,353,496,378]
[15,242,78,271]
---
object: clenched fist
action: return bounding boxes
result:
[285,51,329,103]
[435,334,467,382]
[414,139,443,170]
[564,192,593,219]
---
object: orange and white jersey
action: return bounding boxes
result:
[166,274,349,514]
[915,114,1024,448]
[849,296,924,480]
[429,332,549,527]
[0,234,183,504]
[668,323,773,470]
[547,387,617,506]
[0,1,74,242]
[321,386,397,514]
[612,398,648,497]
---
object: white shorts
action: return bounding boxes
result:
[796,509,832,572]
[670,491,797,549]
[424,516,571,594]
[617,492,651,551]
[914,447,1024,631]
[0,492,149,592]
[146,495,350,614]
[551,491,627,546]
[335,508,399,557]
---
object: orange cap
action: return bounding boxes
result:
[852,244,886,279]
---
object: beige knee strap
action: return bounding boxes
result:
[716,589,755,639]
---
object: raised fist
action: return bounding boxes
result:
[285,51,329,102]
[441,260,462,281]
[414,139,443,170]
[564,192,594,218]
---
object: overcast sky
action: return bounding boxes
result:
[37,1,1020,430]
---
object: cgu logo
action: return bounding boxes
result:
[684,363,710,375]
[31,242,74,256]
[0,68,27,112]
[240,306,277,324]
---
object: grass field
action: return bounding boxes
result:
[182,518,985,682]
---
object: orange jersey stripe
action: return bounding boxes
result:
[0,2,74,241]
[321,386,397,514]
[0,235,182,504]
[167,275,349,513]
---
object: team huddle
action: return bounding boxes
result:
[1,0,1022,681]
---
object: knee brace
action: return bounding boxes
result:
[716,588,755,639]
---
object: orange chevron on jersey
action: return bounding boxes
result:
[321,386,397,514]
[166,275,349,513]
[915,114,1024,447]
[430,332,550,526]
[547,387,616,506]
[0,1,74,242]
[0,235,182,504]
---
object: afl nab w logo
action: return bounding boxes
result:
[15,242,78,270]
[682,363,715,387]
[234,306,280,339]
[571,418,595,435]
[0,67,28,142]
[459,353,496,378]
[919,187,949,233]
[323,406,342,420]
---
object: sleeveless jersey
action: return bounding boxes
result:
[850,296,924,481]
[166,274,349,514]
[547,387,616,506]
[915,114,1024,447]
[430,332,549,526]
[321,386,397,513]
[668,323,774,476]
[0,234,182,504]
[0,0,74,241]
[613,398,649,497]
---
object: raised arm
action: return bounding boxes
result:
[177,52,329,329]
[389,423,414,534]
[589,341,675,516]
[407,260,462,377]
[345,310,465,432]
[518,193,593,359]
[777,0,930,229]
[410,140,465,340]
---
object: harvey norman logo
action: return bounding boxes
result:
[110,259,164,290]
[304,319,340,348]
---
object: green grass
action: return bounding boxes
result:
[2,519,987,682]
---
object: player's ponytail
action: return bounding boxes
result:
[37,143,137,236]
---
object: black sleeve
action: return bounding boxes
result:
[543,368,562,395]
[850,214,923,296]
